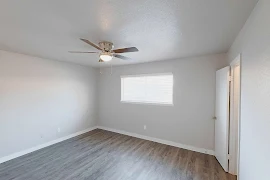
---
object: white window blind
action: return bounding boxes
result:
[121,73,173,105]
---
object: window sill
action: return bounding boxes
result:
[120,100,174,106]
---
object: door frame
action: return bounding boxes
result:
[228,54,241,177]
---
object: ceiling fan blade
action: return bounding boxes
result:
[114,54,133,61]
[80,38,102,50]
[113,47,138,53]
[69,51,98,53]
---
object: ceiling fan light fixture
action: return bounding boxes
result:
[100,52,113,62]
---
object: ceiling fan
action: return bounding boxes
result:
[69,39,139,62]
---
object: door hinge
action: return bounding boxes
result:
[228,76,233,82]
[227,154,231,160]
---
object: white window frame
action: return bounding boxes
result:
[120,73,174,106]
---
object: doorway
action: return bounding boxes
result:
[214,54,241,177]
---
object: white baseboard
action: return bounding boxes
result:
[0,126,98,164]
[97,126,215,155]
[0,125,215,164]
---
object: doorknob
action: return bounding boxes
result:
[213,116,217,120]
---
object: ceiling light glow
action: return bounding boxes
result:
[100,53,113,62]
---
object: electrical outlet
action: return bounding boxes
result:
[57,128,61,133]
[144,125,147,130]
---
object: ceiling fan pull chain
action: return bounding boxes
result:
[110,64,113,75]
[99,64,102,74]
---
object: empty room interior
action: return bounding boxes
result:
[0,0,269,180]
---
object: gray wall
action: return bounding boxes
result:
[228,0,269,179]
[0,50,98,158]
[98,54,228,151]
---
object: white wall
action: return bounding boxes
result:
[0,50,98,159]
[228,0,269,179]
[98,54,228,151]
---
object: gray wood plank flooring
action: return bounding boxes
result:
[0,129,236,180]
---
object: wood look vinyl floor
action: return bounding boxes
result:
[0,129,236,180]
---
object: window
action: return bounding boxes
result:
[121,73,173,105]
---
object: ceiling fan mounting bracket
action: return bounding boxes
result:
[99,41,114,52]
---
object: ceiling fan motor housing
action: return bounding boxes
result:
[99,41,114,52]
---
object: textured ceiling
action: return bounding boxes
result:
[0,0,258,67]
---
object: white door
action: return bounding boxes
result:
[215,66,230,172]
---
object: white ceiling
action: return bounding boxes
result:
[0,0,258,67]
